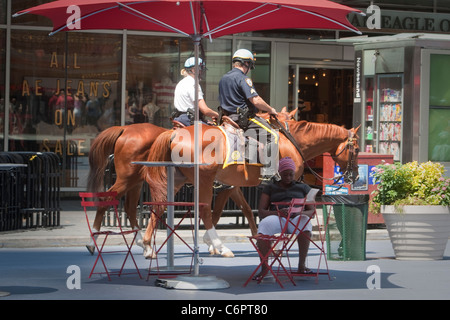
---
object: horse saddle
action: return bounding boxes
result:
[218,120,279,170]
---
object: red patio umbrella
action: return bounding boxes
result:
[14,0,361,289]
[14,0,361,38]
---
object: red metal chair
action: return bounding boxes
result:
[79,192,142,280]
[278,197,332,283]
[244,198,307,288]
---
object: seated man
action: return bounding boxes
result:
[256,157,317,279]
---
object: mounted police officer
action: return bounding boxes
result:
[218,49,278,171]
[173,57,218,127]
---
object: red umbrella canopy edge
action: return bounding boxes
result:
[14,0,362,38]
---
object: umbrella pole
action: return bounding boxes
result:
[155,37,229,290]
[193,37,200,277]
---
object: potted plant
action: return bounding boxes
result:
[371,161,450,260]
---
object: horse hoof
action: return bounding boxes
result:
[221,250,235,258]
[208,245,220,255]
[143,247,157,259]
[136,238,145,249]
[86,245,95,255]
[209,248,220,255]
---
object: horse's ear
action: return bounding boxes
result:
[354,124,361,133]
[290,108,298,119]
[281,106,287,113]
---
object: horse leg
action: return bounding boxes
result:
[199,186,234,258]
[86,179,142,254]
[207,187,257,251]
[142,183,167,259]
[203,225,234,258]
[142,208,160,259]
[205,187,235,255]
[85,205,108,255]
[229,188,258,236]
[211,187,233,226]
[123,183,144,248]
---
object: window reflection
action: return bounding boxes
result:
[0,29,4,150]
[10,30,66,152]
[236,40,271,103]
[66,32,122,133]
[126,36,191,128]
[202,39,232,110]
[9,30,121,187]
[0,0,6,24]
[12,0,54,27]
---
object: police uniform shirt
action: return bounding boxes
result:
[219,68,258,114]
[174,75,204,112]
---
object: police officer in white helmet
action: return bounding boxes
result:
[173,57,218,126]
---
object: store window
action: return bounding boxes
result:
[429,54,450,162]
[66,32,122,133]
[9,30,122,187]
[0,29,5,150]
[1,0,6,24]
[9,30,65,152]
[289,66,354,127]
[236,40,271,103]
[201,38,232,110]
[126,35,192,128]
[12,0,53,27]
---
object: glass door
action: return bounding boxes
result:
[289,64,354,126]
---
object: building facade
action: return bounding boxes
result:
[1,0,450,191]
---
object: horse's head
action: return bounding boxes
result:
[277,106,297,121]
[259,106,297,122]
[332,125,360,184]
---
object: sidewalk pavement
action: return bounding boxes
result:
[0,200,390,248]
[0,200,449,302]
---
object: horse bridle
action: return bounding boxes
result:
[331,129,360,184]
[270,116,359,185]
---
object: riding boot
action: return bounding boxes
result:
[213,181,234,191]
[260,142,278,177]
[244,137,258,164]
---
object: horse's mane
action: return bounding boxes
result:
[87,126,124,192]
[289,120,349,143]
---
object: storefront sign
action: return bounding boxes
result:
[19,52,117,157]
[350,9,450,33]
[354,51,362,103]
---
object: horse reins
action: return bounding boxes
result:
[332,130,359,184]
[270,115,358,185]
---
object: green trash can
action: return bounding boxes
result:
[321,194,369,261]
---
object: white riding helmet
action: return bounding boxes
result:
[184,57,203,68]
[232,49,255,69]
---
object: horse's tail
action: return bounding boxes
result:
[144,130,173,199]
[87,126,125,192]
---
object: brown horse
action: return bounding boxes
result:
[86,123,166,252]
[85,108,296,253]
[86,123,257,252]
[143,120,360,258]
